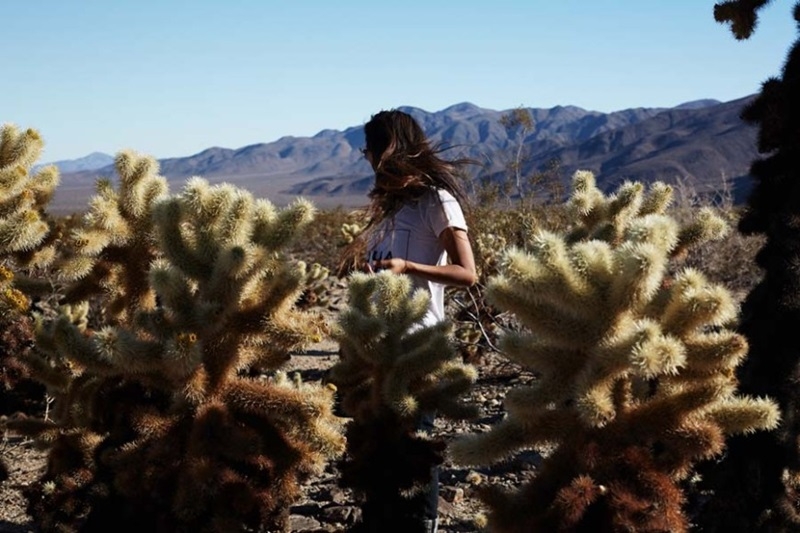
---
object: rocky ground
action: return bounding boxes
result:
[0,289,538,533]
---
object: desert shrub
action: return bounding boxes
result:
[326,271,479,532]
[449,170,779,532]
[6,153,345,532]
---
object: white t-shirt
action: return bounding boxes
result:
[367,189,468,326]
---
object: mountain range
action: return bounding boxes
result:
[50,96,759,214]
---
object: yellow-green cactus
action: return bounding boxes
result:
[327,271,478,531]
[449,171,779,533]
[11,173,344,532]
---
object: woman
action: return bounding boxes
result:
[344,109,477,533]
[355,109,477,315]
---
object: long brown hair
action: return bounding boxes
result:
[338,109,475,275]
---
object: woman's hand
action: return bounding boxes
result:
[365,258,408,274]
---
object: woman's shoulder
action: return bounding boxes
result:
[419,187,459,207]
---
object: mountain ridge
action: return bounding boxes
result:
[51,97,754,213]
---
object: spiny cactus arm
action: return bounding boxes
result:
[381,333,455,417]
[623,214,680,254]
[149,260,195,314]
[206,246,259,305]
[656,419,727,477]
[388,323,454,377]
[84,184,131,238]
[153,198,210,280]
[228,259,310,336]
[260,308,324,358]
[506,237,596,314]
[0,125,42,172]
[416,364,480,418]
[334,308,385,348]
[0,165,28,199]
[705,396,781,435]
[673,207,729,256]
[487,277,600,348]
[132,308,180,341]
[660,277,739,337]
[449,409,581,467]
[214,191,254,246]
[251,198,315,250]
[71,228,114,256]
[605,181,646,238]
[221,378,345,469]
[497,332,583,375]
[714,0,773,40]
[249,261,307,316]
[0,210,50,253]
[574,323,687,427]
[114,151,164,219]
[0,189,37,221]
[88,327,166,375]
[607,243,667,313]
[382,288,431,338]
[43,317,114,374]
[436,398,482,420]
[681,331,749,374]
[21,351,70,390]
[325,356,370,387]
[568,170,606,231]
[623,378,732,441]
[222,379,325,424]
[503,385,568,420]
[638,182,674,216]
[270,375,346,458]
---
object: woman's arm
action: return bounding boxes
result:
[369,227,478,287]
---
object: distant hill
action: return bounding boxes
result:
[38,152,114,174]
[52,97,756,213]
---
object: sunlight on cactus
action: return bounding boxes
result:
[57,150,167,322]
[449,170,779,533]
[327,271,479,531]
[8,171,344,532]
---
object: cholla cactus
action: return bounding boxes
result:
[327,271,479,532]
[449,171,780,533]
[0,123,60,275]
[10,175,344,532]
[695,3,800,531]
[0,265,43,415]
[0,124,58,419]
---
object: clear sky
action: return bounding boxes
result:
[3,1,797,163]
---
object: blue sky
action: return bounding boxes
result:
[3,1,796,162]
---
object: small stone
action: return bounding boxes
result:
[441,486,465,504]
[322,504,361,524]
[437,496,458,517]
[288,514,322,531]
